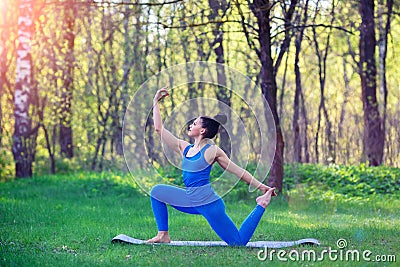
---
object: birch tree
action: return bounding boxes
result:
[12,0,35,178]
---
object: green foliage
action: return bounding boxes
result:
[284,163,400,199]
[111,163,400,202]
[0,150,14,182]
[33,152,127,177]
[155,164,182,185]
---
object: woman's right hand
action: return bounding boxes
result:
[154,87,169,103]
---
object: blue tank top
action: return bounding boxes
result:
[182,143,213,188]
[182,143,220,206]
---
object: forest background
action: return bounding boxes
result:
[0,0,399,192]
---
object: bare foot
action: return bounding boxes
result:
[256,187,276,208]
[146,231,171,243]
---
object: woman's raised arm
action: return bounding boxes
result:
[153,87,189,154]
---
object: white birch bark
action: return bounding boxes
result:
[12,0,33,177]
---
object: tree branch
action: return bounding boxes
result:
[234,0,259,57]
[157,19,257,32]
[87,0,185,7]
[274,0,297,74]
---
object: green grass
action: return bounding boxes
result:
[1,172,399,266]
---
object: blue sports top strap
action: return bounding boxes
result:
[183,144,192,156]
[201,143,211,152]
[183,143,211,157]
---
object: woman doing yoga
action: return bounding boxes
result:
[147,87,276,246]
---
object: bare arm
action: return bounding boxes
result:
[214,146,277,195]
[153,88,189,154]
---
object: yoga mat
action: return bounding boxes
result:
[111,234,320,248]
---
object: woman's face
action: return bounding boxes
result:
[188,118,204,137]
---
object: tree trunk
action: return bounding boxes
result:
[208,0,231,156]
[377,0,393,163]
[59,0,75,158]
[250,0,294,192]
[359,0,384,166]
[293,0,309,163]
[339,57,351,164]
[279,49,290,121]
[300,88,310,163]
[42,123,56,174]
[130,8,148,168]
[117,4,133,157]
[13,0,34,178]
[293,40,301,163]
[312,0,335,163]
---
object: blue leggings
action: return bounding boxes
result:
[150,184,265,246]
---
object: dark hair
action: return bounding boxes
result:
[200,114,227,139]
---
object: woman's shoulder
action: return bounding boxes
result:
[203,145,216,165]
[210,145,228,158]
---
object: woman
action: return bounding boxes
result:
[147,87,276,246]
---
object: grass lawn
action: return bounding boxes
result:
[1,172,399,266]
